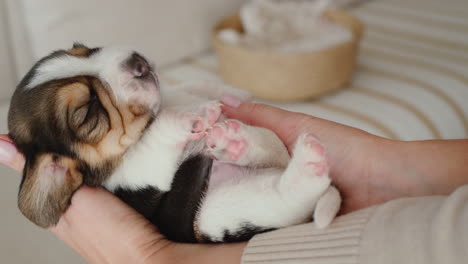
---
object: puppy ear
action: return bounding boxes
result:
[18,153,83,228]
[72,42,87,49]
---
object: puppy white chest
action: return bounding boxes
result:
[104,117,187,192]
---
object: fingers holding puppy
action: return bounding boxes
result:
[0,134,25,173]
[0,134,172,262]
[50,186,172,264]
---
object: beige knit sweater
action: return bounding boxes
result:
[242,185,468,264]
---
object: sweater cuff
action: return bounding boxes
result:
[241,208,375,264]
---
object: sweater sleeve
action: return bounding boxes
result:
[241,185,468,264]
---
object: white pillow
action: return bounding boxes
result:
[8,0,246,78]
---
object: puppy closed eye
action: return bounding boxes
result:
[72,91,97,125]
[65,87,110,143]
[57,81,110,143]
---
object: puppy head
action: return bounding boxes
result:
[8,43,160,227]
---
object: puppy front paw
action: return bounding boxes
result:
[187,101,222,140]
[206,120,249,162]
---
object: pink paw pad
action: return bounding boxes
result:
[188,118,206,140]
[226,120,241,132]
[303,134,329,177]
[310,143,325,156]
[307,161,329,177]
[206,125,224,148]
[191,119,204,133]
[226,139,248,161]
[206,120,249,162]
[187,102,222,141]
[211,125,224,139]
[304,134,320,144]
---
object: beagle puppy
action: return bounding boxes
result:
[8,44,341,243]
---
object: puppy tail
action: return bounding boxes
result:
[313,185,341,228]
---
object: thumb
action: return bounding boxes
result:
[51,186,170,263]
[222,101,310,148]
[0,134,25,173]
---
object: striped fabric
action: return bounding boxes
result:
[242,208,374,264]
[158,0,468,141]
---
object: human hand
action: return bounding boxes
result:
[221,101,386,213]
[221,98,468,213]
[0,135,245,264]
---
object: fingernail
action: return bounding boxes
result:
[221,95,242,108]
[0,138,17,164]
[0,135,13,143]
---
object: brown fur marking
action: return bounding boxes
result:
[11,51,154,228]
[72,78,152,166]
[67,47,91,57]
[18,154,83,228]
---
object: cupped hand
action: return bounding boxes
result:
[221,100,405,213]
[0,135,245,264]
[223,98,468,214]
[3,98,461,262]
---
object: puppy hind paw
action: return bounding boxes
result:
[295,133,330,177]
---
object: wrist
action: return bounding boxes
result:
[367,138,410,192]
[154,243,247,264]
[154,242,246,264]
[365,138,445,202]
[390,139,468,197]
[329,133,405,213]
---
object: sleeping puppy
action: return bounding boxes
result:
[8,43,341,243]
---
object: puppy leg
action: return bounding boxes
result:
[197,133,335,242]
[158,100,223,142]
[109,101,222,191]
[205,119,290,168]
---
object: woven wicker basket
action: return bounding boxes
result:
[212,10,364,101]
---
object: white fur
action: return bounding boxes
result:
[207,120,290,168]
[27,47,159,109]
[104,90,222,192]
[104,118,188,191]
[101,80,340,240]
[29,46,339,238]
[24,46,340,239]
[197,133,332,241]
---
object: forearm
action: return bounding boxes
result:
[242,185,468,264]
[157,242,246,264]
[382,139,468,197]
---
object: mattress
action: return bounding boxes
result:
[158,0,468,141]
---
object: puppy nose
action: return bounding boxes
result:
[127,53,150,77]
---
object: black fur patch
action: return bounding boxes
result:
[152,154,212,242]
[114,186,164,220]
[114,154,213,243]
[222,223,275,243]
[88,47,102,56]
